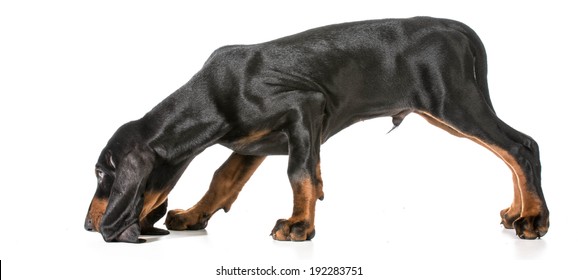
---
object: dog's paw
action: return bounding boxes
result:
[270,219,315,241]
[512,213,549,239]
[501,205,549,239]
[165,209,210,231]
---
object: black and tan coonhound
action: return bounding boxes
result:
[85,17,549,243]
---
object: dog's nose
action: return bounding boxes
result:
[84,216,94,231]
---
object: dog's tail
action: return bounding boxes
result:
[458,22,495,113]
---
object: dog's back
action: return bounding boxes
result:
[201,17,487,142]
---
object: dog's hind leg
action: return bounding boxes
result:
[165,152,266,230]
[416,94,549,239]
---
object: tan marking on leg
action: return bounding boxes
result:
[500,173,522,228]
[166,153,266,230]
[272,174,320,241]
[416,111,541,221]
[487,144,542,218]
[291,177,316,221]
[202,153,266,213]
[140,190,171,221]
[88,197,108,232]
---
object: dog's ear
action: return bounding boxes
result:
[99,150,153,243]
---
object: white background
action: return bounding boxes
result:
[1,0,576,278]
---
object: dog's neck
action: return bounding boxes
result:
[142,74,230,162]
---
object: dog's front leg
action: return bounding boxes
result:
[165,152,265,230]
[271,93,325,241]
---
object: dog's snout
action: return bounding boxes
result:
[86,197,107,232]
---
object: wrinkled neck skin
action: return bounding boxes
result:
[142,75,231,163]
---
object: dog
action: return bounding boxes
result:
[85,17,549,243]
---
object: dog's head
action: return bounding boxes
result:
[85,124,153,243]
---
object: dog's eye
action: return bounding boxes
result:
[95,169,104,181]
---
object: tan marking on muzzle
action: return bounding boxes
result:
[88,197,108,232]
